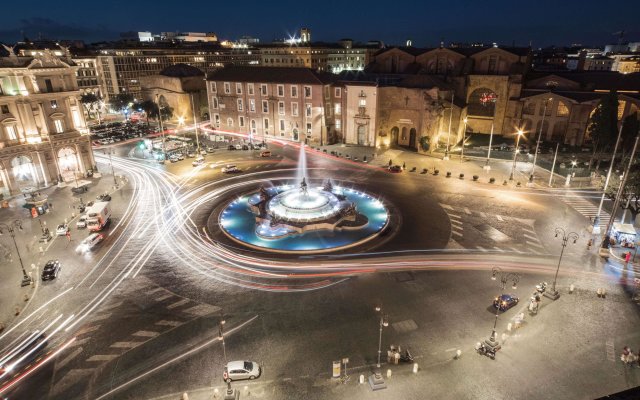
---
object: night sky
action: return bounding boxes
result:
[2,0,639,47]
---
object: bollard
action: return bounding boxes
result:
[569,284,575,294]
[213,388,219,398]
[413,363,419,373]
[15,307,20,316]
[244,385,249,395]
[182,393,189,400]
[359,374,365,384]
[31,263,36,269]
[507,322,512,332]
[23,294,29,302]
[39,246,44,254]
[597,288,602,297]
[455,349,462,359]
[386,369,392,378]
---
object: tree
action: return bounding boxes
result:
[79,93,101,120]
[588,90,619,152]
[621,112,640,160]
[108,93,134,117]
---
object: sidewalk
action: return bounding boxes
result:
[0,169,124,332]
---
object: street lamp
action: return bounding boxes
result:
[0,220,32,287]
[546,228,578,300]
[218,317,227,364]
[460,117,468,163]
[509,129,524,181]
[375,306,389,368]
[155,93,166,159]
[529,98,552,183]
[103,148,118,187]
[369,305,388,391]
[486,267,520,350]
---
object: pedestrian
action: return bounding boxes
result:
[587,238,593,249]
[388,159,393,167]
[625,251,631,264]
[622,346,631,363]
[402,162,406,170]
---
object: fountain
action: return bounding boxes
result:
[219,144,389,253]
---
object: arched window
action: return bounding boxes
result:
[467,88,497,118]
[556,101,570,117]
[523,101,536,115]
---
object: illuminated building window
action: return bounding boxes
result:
[236,83,242,95]
[5,124,17,140]
[262,100,269,113]
[304,86,312,98]
[292,102,299,116]
[260,84,267,96]
[305,103,312,117]
[334,103,341,115]
[278,101,285,115]
[248,83,254,96]
[53,119,64,133]
[335,119,341,129]
[277,85,284,97]
[618,100,627,120]
[306,122,312,134]
[334,88,341,98]
[556,102,570,117]
[50,100,58,109]
[291,85,298,98]
[249,99,256,112]
[224,82,231,94]
[237,99,243,111]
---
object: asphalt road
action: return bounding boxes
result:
[1,133,639,400]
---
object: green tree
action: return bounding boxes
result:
[620,112,640,159]
[588,90,619,152]
[108,93,134,117]
[79,93,101,120]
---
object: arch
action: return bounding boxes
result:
[556,100,570,117]
[467,88,497,118]
[390,126,399,145]
[409,128,417,148]
[401,127,408,142]
[11,155,37,189]
[551,121,567,142]
[357,125,366,145]
[58,147,78,182]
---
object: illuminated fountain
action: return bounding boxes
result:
[219,145,389,253]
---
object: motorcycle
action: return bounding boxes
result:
[475,342,497,359]
[536,282,548,293]
[399,349,414,363]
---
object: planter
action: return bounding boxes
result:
[473,175,479,181]
[459,173,464,179]
[503,180,508,185]
[434,169,440,176]
[489,177,495,184]
[446,171,451,178]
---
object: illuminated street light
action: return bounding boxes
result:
[530,98,552,183]
[0,220,32,287]
[546,228,578,300]
[460,117,468,163]
[509,129,524,181]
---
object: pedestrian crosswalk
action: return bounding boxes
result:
[560,191,610,230]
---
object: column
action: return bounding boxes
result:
[75,144,85,174]
[35,151,49,187]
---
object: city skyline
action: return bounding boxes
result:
[2,0,639,46]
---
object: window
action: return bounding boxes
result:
[304,86,312,98]
[306,122,312,134]
[237,99,243,111]
[305,103,312,117]
[212,96,219,109]
[279,119,285,132]
[359,98,366,107]
[236,83,242,95]
[261,100,268,113]
[277,85,284,97]
[0,105,9,114]
[292,102,299,116]
[334,103,341,115]
[5,124,17,140]
[213,114,220,127]
[335,87,341,97]
[291,85,298,98]
[227,118,234,127]
[248,83,254,96]
[260,84,267,96]
[210,82,217,93]
[224,82,231,94]
[239,116,245,127]
[326,102,331,116]
[44,79,53,92]
[556,102,569,117]
[53,119,64,133]
[251,119,256,129]
[249,99,256,112]
[523,101,536,115]
[278,101,285,115]
[263,118,269,130]
[50,100,58,109]
[335,119,341,129]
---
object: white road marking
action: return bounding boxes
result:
[452,231,463,237]
[56,347,84,370]
[476,246,488,252]
[110,342,143,348]
[155,294,173,302]
[523,233,538,241]
[166,299,190,310]
[464,208,471,215]
[441,204,454,210]
[527,241,544,249]
[155,320,182,327]
[86,354,119,362]
[496,215,504,221]
[132,330,159,338]
[76,325,100,336]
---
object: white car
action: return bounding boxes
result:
[76,216,88,229]
[56,224,70,236]
[192,157,205,167]
[234,144,243,150]
[76,233,104,254]
[221,164,240,173]
[223,361,261,383]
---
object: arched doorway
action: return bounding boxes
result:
[409,128,417,148]
[357,124,367,145]
[390,127,399,145]
[467,88,497,118]
[293,128,299,142]
[58,147,78,182]
[11,155,37,191]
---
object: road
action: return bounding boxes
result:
[1,133,638,400]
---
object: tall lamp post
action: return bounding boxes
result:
[509,129,524,180]
[103,148,117,187]
[0,221,32,287]
[486,267,519,350]
[218,317,227,364]
[592,121,625,234]
[443,92,454,160]
[546,227,579,300]
[369,305,388,390]
[155,93,166,159]
[529,98,552,183]
[460,117,468,163]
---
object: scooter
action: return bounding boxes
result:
[399,349,414,363]
[536,282,548,293]
[475,342,496,359]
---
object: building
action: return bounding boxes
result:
[328,81,378,146]
[583,55,614,71]
[139,64,207,124]
[611,55,640,74]
[206,66,336,145]
[96,43,260,100]
[0,48,95,196]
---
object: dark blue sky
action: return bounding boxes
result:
[2,0,639,47]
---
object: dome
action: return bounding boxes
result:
[159,63,205,78]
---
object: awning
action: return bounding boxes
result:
[613,222,637,236]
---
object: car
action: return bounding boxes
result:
[192,157,205,167]
[387,165,402,173]
[76,215,88,229]
[169,155,179,163]
[235,144,243,150]
[76,232,104,254]
[260,150,272,157]
[158,158,165,165]
[56,224,70,236]
[177,153,185,161]
[221,164,241,173]
[493,294,519,311]
[228,145,236,151]
[206,146,216,153]
[187,152,196,158]
[97,193,112,201]
[41,260,60,281]
[107,138,114,144]
[223,360,261,383]
[241,145,249,150]
[200,150,207,156]
[252,143,264,150]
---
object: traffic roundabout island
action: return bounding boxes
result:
[218,178,390,254]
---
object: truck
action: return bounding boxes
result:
[85,201,111,231]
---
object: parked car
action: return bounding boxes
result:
[260,150,272,157]
[97,193,112,201]
[223,360,261,383]
[252,143,264,150]
[493,294,519,311]
[187,152,197,158]
[241,144,249,150]
[221,164,241,173]
[41,260,60,281]
[387,165,402,173]
[76,216,88,229]
[56,224,70,236]
[200,150,207,156]
[206,146,216,153]
[235,144,243,150]
[192,157,205,167]
[227,145,236,151]
[169,155,179,163]
[76,232,105,254]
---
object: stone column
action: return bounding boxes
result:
[35,151,49,187]
[75,144,85,174]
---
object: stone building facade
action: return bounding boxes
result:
[0,48,94,196]
[327,82,378,146]
[206,67,335,145]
